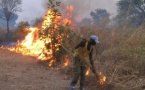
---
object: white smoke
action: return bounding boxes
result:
[42,0,119,21]
[16,0,119,24]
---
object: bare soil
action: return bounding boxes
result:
[0,48,144,90]
[0,48,70,90]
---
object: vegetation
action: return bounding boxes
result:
[0,0,22,33]
[17,21,30,37]
[90,9,110,28]
[0,0,145,89]
[75,26,145,90]
[0,12,18,28]
[114,0,145,27]
[39,0,76,64]
[33,17,43,27]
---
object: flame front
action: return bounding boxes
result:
[7,9,56,60]
[3,6,73,64]
[8,27,45,57]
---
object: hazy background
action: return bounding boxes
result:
[17,0,119,23]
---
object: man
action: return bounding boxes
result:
[70,35,99,90]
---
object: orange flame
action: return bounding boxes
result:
[63,55,70,67]
[84,70,106,85]
[85,68,90,76]
[63,5,74,26]
[5,9,57,61]
[1,5,74,66]
[67,5,74,12]
[8,27,47,58]
[99,72,107,85]
[49,60,56,67]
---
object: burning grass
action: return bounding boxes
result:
[1,0,145,89]
[1,25,145,89]
[78,27,145,90]
[1,0,75,64]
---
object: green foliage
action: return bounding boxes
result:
[90,9,110,27]
[40,0,76,63]
[33,17,43,26]
[115,0,145,27]
[79,18,92,27]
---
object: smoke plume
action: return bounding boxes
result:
[42,0,119,22]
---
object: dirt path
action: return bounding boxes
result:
[0,48,70,90]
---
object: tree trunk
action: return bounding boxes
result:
[6,20,10,33]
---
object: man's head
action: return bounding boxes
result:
[90,35,99,45]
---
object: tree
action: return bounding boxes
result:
[17,21,30,37]
[90,9,110,27]
[79,18,92,27]
[0,0,22,33]
[115,0,145,27]
[33,17,43,27]
[0,10,18,28]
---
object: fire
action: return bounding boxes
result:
[49,59,56,67]
[85,70,107,85]
[67,5,73,12]
[6,9,57,60]
[1,5,74,67]
[85,68,90,76]
[99,72,107,85]
[8,27,46,58]
[63,55,69,67]
[63,5,74,26]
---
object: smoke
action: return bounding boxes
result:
[42,0,119,22]
[15,0,119,25]
[16,0,45,24]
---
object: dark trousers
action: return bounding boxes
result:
[70,56,88,88]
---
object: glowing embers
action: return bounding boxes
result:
[99,72,107,85]
[85,68,107,85]
[85,68,90,76]
[63,55,70,67]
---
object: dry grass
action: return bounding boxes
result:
[74,26,145,90]
[59,26,145,89]
[0,29,7,42]
[0,28,19,43]
[1,26,145,90]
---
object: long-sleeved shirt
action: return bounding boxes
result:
[74,39,93,61]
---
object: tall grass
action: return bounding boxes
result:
[0,28,19,43]
[0,29,7,42]
[72,26,145,89]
